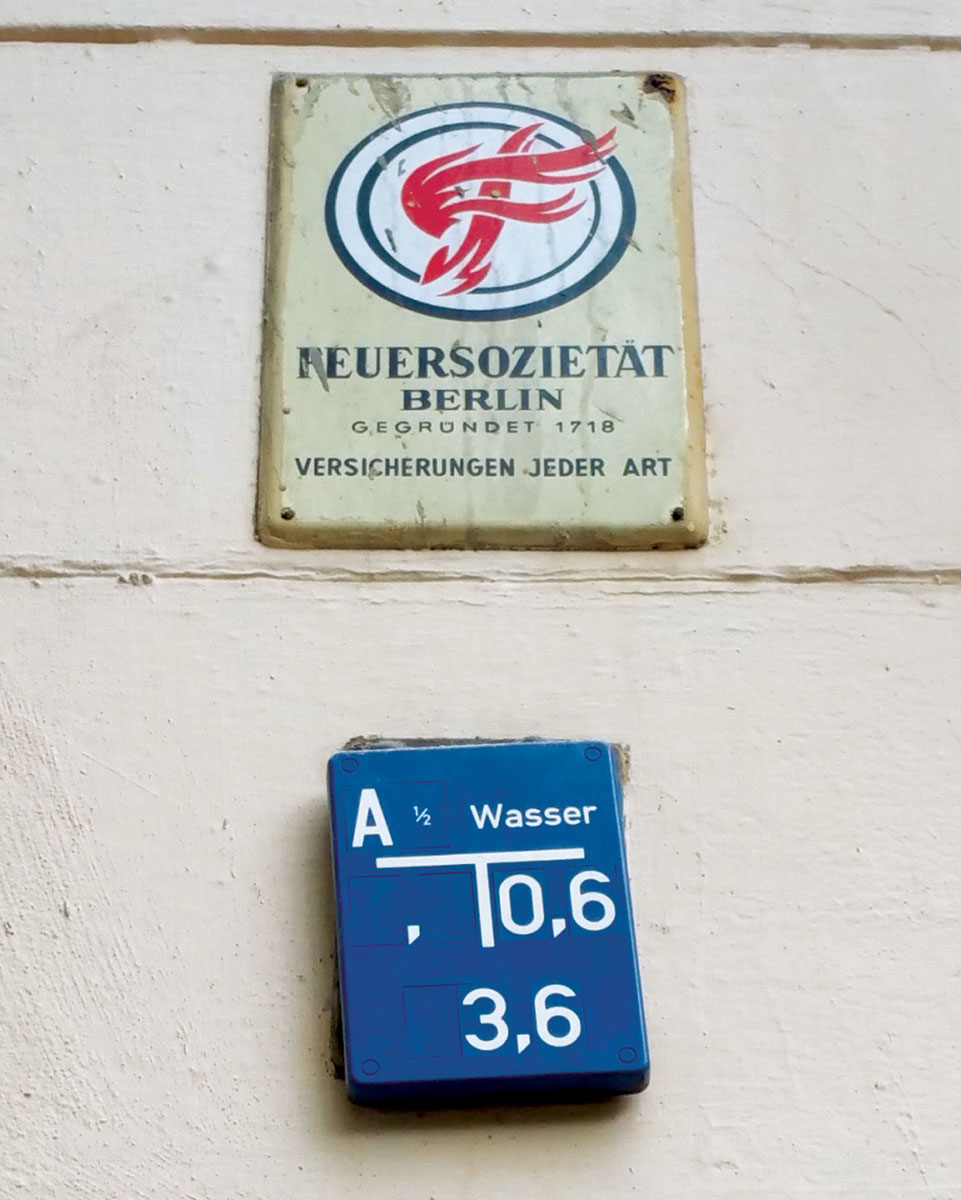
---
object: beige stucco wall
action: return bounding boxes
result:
[2,8,960,1197]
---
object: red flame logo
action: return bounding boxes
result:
[400,123,616,296]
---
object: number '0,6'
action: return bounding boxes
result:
[498,870,616,936]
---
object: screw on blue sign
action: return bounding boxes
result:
[327,740,650,1104]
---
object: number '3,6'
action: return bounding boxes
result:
[462,985,582,1051]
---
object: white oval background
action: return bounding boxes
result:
[327,102,633,318]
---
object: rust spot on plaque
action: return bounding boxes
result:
[643,73,677,103]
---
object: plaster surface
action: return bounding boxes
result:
[2,15,960,1199]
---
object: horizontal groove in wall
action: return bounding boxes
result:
[0,561,959,588]
[0,26,960,50]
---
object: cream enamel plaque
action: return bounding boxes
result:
[258,73,706,549]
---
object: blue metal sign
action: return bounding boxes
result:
[328,740,649,1104]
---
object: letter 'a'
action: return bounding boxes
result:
[351,787,394,848]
